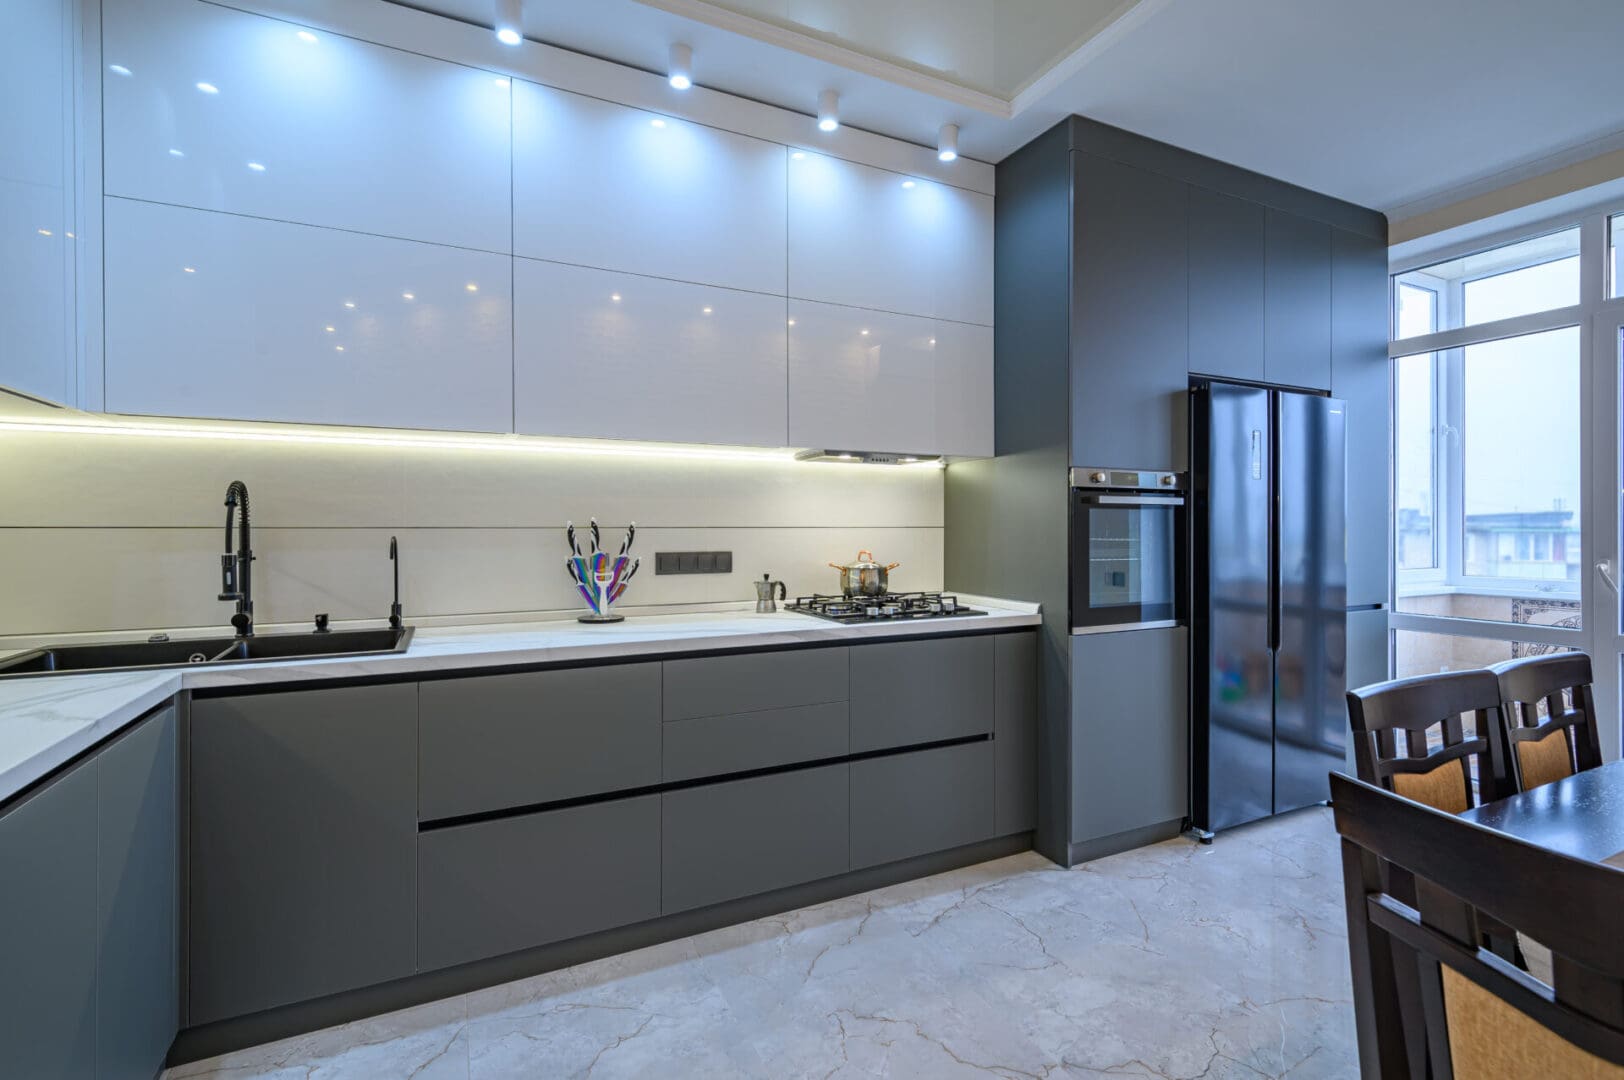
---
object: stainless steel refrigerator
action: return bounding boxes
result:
[1190,380,1348,834]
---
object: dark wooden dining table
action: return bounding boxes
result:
[1461,758,1624,866]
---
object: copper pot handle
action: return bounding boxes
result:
[828,562,845,570]
[884,562,900,571]
[857,550,873,562]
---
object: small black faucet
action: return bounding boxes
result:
[218,480,254,638]
[388,536,403,630]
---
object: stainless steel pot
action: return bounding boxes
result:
[828,550,900,597]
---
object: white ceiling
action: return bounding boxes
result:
[390,0,1624,214]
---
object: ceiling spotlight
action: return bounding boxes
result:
[817,90,839,133]
[296,29,318,44]
[196,81,219,94]
[901,179,916,189]
[668,43,692,90]
[108,64,132,77]
[937,122,959,163]
[494,0,523,45]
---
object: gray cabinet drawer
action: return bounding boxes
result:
[851,741,994,869]
[418,795,660,971]
[419,664,661,820]
[850,635,994,752]
[662,764,849,913]
[663,647,848,721]
[663,701,849,782]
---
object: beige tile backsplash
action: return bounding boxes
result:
[1,427,944,639]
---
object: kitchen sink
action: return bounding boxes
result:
[0,626,413,679]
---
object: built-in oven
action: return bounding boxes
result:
[1070,467,1186,633]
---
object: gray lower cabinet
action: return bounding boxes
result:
[661,764,850,914]
[0,706,178,1080]
[0,758,98,1079]
[663,647,848,720]
[994,633,1038,835]
[663,701,849,782]
[190,684,417,1025]
[850,635,994,752]
[851,741,994,870]
[1071,626,1189,843]
[98,707,178,1079]
[418,795,660,971]
[419,664,661,820]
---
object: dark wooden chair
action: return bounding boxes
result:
[1346,669,1517,812]
[1490,653,1604,793]
[1332,771,1624,1079]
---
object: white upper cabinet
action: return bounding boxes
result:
[788,152,993,326]
[788,300,991,457]
[512,83,786,294]
[102,0,512,252]
[0,0,76,405]
[515,260,787,447]
[104,198,513,432]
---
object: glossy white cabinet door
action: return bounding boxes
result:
[930,321,994,457]
[104,198,512,433]
[788,300,992,457]
[513,83,786,294]
[0,0,75,404]
[102,0,512,252]
[788,152,993,326]
[788,301,935,455]
[515,260,787,446]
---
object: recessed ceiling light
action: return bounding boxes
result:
[343,301,356,308]
[860,329,869,336]
[402,292,414,300]
[610,293,621,302]
[246,161,266,172]
[702,306,712,314]
[937,122,959,163]
[901,180,916,189]
[668,43,692,90]
[791,151,805,160]
[787,318,796,326]
[168,148,185,157]
[817,90,839,133]
[650,118,666,128]
[296,29,317,43]
[324,325,335,332]
[335,345,345,352]
[929,338,937,346]
[494,0,522,44]
[36,228,51,237]
[183,266,196,273]
[196,81,219,94]
[465,283,478,292]
[108,64,132,77]
[494,77,510,89]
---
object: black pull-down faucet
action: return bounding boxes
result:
[388,535,403,630]
[218,480,254,637]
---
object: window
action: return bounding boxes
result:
[1393,233,1583,630]
[1393,226,1580,338]
[1394,630,1571,680]
[1612,213,1624,299]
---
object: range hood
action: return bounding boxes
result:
[794,449,943,466]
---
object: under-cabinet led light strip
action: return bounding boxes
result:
[0,416,946,467]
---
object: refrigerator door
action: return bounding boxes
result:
[1192,382,1274,832]
[1274,392,1348,814]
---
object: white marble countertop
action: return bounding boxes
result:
[0,599,1039,806]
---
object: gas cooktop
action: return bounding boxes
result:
[787,592,985,623]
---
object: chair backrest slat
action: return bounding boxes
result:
[1347,669,1515,809]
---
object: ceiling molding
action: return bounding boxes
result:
[1008,0,1174,113]
[631,0,1013,117]
[1387,130,1624,244]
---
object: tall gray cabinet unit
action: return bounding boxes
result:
[945,115,1389,866]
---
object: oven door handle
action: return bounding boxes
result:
[1077,494,1186,507]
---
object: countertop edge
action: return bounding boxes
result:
[1,606,1040,806]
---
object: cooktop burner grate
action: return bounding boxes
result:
[787,592,985,623]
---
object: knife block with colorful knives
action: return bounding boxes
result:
[566,519,638,623]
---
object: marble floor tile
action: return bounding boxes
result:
[166,807,1357,1079]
